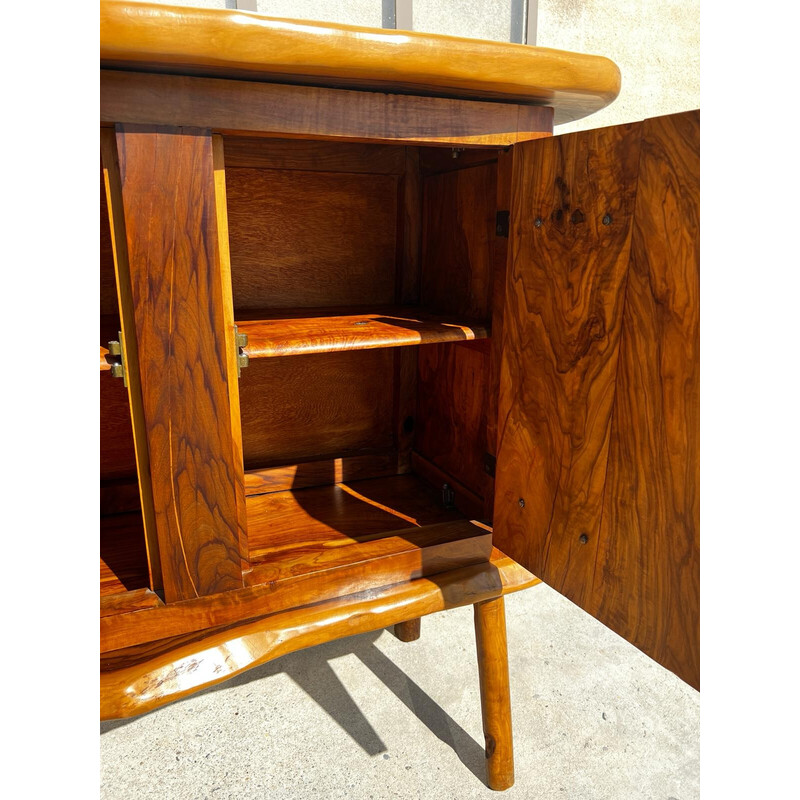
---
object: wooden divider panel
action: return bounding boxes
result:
[111,124,247,602]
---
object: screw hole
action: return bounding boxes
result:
[518,498,526,508]
[602,214,612,226]
[579,533,589,544]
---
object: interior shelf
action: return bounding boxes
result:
[235,306,490,358]
[243,473,490,589]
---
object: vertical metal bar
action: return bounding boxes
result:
[396,0,413,31]
[510,0,526,43]
[382,0,396,27]
[234,0,258,11]
[526,0,538,45]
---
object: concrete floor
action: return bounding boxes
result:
[100,583,699,799]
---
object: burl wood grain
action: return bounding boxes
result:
[493,122,642,609]
[590,111,700,689]
[226,168,398,310]
[114,124,246,602]
[101,549,539,720]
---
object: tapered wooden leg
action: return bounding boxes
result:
[474,596,514,790]
[393,618,421,642]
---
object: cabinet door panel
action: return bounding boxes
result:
[105,124,247,603]
[494,111,699,688]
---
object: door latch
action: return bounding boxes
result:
[235,325,249,376]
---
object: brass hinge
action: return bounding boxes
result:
[235,325,249,376]
[495,210,510,238]
[106,332,127,387]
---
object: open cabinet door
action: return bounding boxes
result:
[493,111,699,688]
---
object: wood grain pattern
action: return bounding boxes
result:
[474,597,514,790]
[244,450,399,496]
[114,124,245,602]
[245,474,463,561]
[222,136,404,174]
[410,451,486,521]
[101,70,557,146]
[237,307,489,358]
[226,168,398,310]
[590,111,700,689]
[99,371,138,481]
[102,473,467,651]
[421,163,497,319]
[416,341,492,505]
[239,349,394,469]
[101,129,162,590]
[493,122,643,609]
[101,589,163,618]
[100,0,619,124]
[245,519,493,589]
[101,548,539,720]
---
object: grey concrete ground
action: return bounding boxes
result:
[100,583,699,799]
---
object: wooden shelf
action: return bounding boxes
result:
[244,473,491,592]
[101,512,150,597]
[236,306,490,358]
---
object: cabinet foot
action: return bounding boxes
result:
[392,618,421,642]
[474,596,514,790]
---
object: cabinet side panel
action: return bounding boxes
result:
[493,123,641,608]
[114,124,245,602]
[591,112,700,688]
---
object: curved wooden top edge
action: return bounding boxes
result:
[100,550,539,720]
[100,1,620,125]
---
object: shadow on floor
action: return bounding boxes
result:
[100,627,488,786]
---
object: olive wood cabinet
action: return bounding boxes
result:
[100,2,699,791]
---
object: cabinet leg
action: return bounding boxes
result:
[392,618,421,642]
[474,596,514,790]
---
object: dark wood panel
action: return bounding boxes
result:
[421,162,497,319]
[100,512,150,597]
[416,340,491,503]
[591,111,700,689]
[100,166,119,316]
[493,122,643,609]
[237,306,489,358]
[101,70,555,147]
[114,124,246,602]
[239,349,394,469]
[100,371,138,481]
[222,136,405,173]
[411,451,485,521]
[226,168,398,310]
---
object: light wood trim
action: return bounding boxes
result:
[100,128,162,591]
[100,0,620,124]
[100,70,554,147]
[100,549,539,720]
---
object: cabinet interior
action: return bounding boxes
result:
[100,136,506,600]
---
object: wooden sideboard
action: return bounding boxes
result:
[100,2,699,791]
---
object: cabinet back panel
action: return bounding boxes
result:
[100,371,138,481]
[226,168,399,310]
[239,349,395,469]
[100,168,119,316]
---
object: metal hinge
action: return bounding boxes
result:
[496,210,510,238]
[483,453,496,478]
[235,325,249,376]
[106,332,127,387]
[442,483,456,510]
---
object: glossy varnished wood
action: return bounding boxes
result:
[591,111,700,689]
[113,124,246,601]
[101,588,163,618]
[474,597,514,790]
[100,0,619,124]
[100,549,539,720]
[245,519,493,590]
[100,511,150,597]
[236,307,489,358]
[102,70,555,148]
[393,618,421,642]
[493,122,642,609]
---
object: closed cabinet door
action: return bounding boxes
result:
[493,111,699,689]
